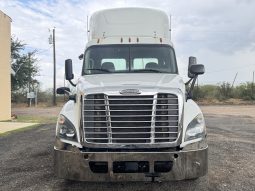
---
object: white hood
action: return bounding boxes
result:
[77,73,185,95]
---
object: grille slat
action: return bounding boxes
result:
[85,137,177,140]
[85,132,178,134]
[83,93,179,144]
[84,126,178,129]
[84,109,178,111]
[85,115,178,117]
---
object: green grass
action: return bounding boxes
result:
[0,124,40,136]
[0,115,57,124]
[0,115,57,136]
[14,115,57,124]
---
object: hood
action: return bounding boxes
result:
[77,73,185,94]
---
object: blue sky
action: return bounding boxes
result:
[1,0,255,89]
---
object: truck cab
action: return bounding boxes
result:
[54,7,207,181]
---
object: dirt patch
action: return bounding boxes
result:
[198,98,255,105]
[200,105,255,118]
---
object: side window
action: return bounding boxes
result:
[101,59,126,71]
[133,58,158,69]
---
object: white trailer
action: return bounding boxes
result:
[54,7,207,182]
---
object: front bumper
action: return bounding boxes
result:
[54,146,208,181]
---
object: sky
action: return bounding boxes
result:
[1,0,255,90]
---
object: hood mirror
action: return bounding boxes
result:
[56,87,70,95]
[78,54,84,60]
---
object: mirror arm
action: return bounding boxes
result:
[186,75,198,100]
[68,80,76,87]
[64,90,71,95]
[69,94,76,103]
[190,75,198,92]
[185,78,193,86]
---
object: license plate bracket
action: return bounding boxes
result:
[113,161,149,173]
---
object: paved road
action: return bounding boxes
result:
[0,114,255,191]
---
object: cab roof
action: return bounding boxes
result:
[89,8,170,40]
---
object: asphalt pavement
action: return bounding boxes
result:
[0,114,254,191]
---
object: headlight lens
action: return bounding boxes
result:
[57,115,77,141]
[185,113,206,142]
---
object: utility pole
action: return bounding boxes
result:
[231,72,238,88]
[28,53,31,93]
[51,28,57,106]
[28,53,31,107]
[49,28,57,106]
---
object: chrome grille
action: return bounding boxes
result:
[83,93,179,144]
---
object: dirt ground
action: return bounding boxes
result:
[1,105,254,191]
[200,105,255,118]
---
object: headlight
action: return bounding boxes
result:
[185,113,206,142]
[57,115,77,141]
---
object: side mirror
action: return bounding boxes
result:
[65,59,74,80]
[56,87,70,95]
[188,56,197,78]
[189,64,205,75]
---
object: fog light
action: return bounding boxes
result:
[154,161,173,173]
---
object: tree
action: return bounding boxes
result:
[11,38,39,92]
[11,37,25,60]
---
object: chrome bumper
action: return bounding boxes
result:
[54,146,208,181]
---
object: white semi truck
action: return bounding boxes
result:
[54,7,207,182]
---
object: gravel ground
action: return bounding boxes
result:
[0,112,255,190]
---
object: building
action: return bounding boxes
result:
[0,10,11,120]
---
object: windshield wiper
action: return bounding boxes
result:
[86,68,111,73]
[133,69,163,73]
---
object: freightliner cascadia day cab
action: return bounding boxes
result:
[54,8,208,182]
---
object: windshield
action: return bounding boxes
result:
[82,45,178,75]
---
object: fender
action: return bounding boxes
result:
[181,99,205,147]
[56,100,82,148]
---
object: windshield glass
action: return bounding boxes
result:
[82,45,178,75]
